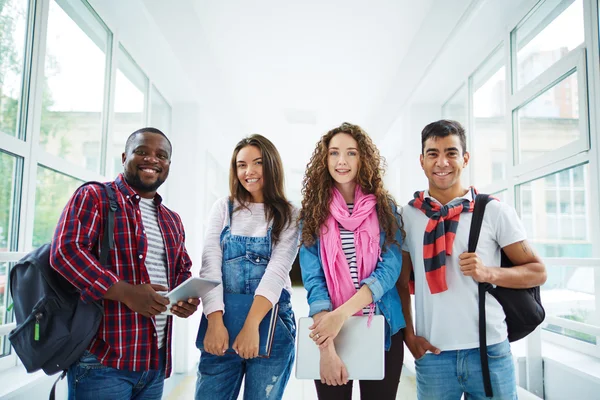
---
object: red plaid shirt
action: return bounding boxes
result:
[50,174,192,376]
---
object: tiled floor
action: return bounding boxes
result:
[164,287,416,399]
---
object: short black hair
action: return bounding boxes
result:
[125,127,172,156]
[421,120,466,154]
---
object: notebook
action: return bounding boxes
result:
[196,293,279,358]
[295,315,385,380]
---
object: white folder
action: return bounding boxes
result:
[295,315,385,380]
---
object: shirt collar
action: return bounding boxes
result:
[115,174,163,206]
[423,187,474,206]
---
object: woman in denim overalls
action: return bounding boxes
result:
[299,123,405,399]
[195,134,299,400]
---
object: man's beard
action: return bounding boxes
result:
[124,171,165,194]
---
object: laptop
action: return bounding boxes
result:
[295,315,385,380]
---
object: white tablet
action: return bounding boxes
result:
[162,277,220,315]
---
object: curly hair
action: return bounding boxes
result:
[300,122,404,248]
[229,134,293,245]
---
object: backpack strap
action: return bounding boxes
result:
[468,193,494,398]
[75,181,118,265]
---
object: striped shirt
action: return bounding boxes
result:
[139,197,168,349]
[50,174,192,376]
[339,203,370,315]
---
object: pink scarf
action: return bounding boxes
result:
[320,185,381,314]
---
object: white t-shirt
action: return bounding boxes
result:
[200,196,299,316]
[401,190,527,351]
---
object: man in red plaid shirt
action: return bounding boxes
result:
[50,127,200,399]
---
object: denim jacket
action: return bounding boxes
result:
[299,209,406,350]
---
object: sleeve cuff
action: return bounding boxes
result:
[202,288,224,316]
[254,288,280,308]
[361,276,384,303]
[309,299,332,317]
[80,270,120,303]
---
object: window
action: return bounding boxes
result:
[0,262,15,358]
[514,0,584,90]
[516,72,580,164]
[39,0,110,172]
[0,151,21,253]
[33,166,82,248]
[472,46,506,188]
[150,85,171,133]
[442,84,467,127]
[517,164,590,253]
[0,0,28,139]
[111,45,147,176]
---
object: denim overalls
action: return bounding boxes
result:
[195,200,296,400]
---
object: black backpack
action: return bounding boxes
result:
[469,193,545,397]
[8,182,117,383]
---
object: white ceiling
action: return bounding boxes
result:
[142,0,435,165]
[128,0,528,203]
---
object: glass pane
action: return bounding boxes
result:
[517,73,580,164]
[542,265,596,344]
[0,261,15,358]
[0,151,19,252]
[442,84,467,127]
[150,85,171,133]
[516,164,591,257]
[0,0,28,138]
[111,45,146,177]
[515,0,584,90]
[473,47,506,187]
[33,166,82,247]
[40,0,109,172]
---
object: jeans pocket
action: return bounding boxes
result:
[486,340,511,359]
[277,311,296,344]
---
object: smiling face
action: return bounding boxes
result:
[236,145,264,203]
[121,131,171,198]
[420,134,469,202]
[327,133,359,191]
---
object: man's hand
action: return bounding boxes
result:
[319,344,349,386]
[232,323,260,359]
[112,283,170,317]
[404,333,440,360]
[459,252,491,283]
[309,309,346,346]
[204,312,229,356]
[171,298,201,318]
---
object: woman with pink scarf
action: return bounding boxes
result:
[299,122,406,399]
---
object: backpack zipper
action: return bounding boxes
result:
[34,312,42,341]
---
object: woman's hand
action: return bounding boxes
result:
[309,309,346,346]
[319,344,349,386]
[232,322,260,359]
[204,312,229,356]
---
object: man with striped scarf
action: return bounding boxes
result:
[396,120,546,400]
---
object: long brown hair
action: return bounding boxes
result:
[229,134,293,244]
[300,122,403,248]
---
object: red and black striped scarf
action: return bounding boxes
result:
[408,188,476,294]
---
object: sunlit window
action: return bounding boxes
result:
[111,45,147,177]
[442,84,467,128]
[0,0,28,138]
[515,0,584,91]
[472,47,506,187]
[33,166,82,248]
[516,72,580,164]
[39,0,110,172]
[150,85,171,133]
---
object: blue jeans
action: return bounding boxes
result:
[415,339,517,400]
[67,349,166,400]
[195,305,296,400]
